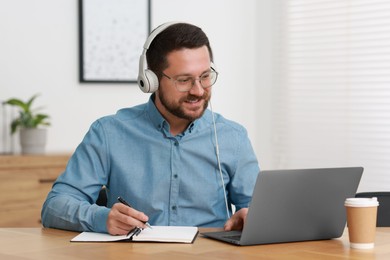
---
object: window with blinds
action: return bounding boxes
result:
[273,0,390,191]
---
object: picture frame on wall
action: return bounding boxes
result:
[78,0,151,83]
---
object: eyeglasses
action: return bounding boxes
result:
[162,68,218,92]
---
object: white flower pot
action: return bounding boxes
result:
[19,128,47,154]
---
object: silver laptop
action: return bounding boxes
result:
[202,167,363,246]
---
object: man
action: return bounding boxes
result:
[41,22,259,235]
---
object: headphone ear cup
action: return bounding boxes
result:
[138,22,179,94]
[145,70,159,93]
[138,69,159,93]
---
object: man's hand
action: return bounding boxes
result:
[224,208,248,231]
[106,203,149,235]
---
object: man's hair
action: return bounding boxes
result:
[146,23,214,80]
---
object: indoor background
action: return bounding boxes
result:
[1,0,389,192]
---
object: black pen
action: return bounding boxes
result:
[126,227,139,237]
[117,196,152,229]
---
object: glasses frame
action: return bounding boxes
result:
[162,68,218,92]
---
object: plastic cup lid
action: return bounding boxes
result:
[344,197,379,207]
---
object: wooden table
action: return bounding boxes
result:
[0,228,389,259]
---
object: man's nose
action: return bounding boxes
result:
[188,79,204,96]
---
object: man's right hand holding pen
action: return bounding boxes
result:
[106,196,151,235]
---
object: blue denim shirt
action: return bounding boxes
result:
[41,96,260,233]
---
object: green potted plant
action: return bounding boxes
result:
[3,93,50,154]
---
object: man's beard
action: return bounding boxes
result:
[158,91,210,121]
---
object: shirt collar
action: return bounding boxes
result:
[146,94,166,132]
[146,94,207,136]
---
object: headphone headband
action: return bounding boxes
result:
[143,21,180,50]
[137,22,180,93]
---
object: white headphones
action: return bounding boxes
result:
[137,22,216,93]
[137,22,179,93]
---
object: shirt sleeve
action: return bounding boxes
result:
[228,127,260,211]
[41,120,111,233]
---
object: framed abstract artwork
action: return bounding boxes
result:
[79,0,151,83]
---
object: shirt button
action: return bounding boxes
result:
[172,206,177,210]
[174,174,178,178]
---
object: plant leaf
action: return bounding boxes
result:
[10,119,20,134]
[33,114,50,127]
[4,99,29,112]
[26,94,39,111]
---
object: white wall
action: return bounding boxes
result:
[0,0,275,169]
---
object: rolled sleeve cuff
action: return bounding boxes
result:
[93,207,111,233]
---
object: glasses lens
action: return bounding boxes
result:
[200,71,217,88]
[175,77,193,92]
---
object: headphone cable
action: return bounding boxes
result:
[209,101,231,220]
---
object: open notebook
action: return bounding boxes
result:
[71,226,199,244]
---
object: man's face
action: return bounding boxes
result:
[156,46,212,123]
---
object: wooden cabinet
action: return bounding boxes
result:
[0,154,70,227]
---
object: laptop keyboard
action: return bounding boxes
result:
[223,235,241,241]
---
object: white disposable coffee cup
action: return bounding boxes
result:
[344,197,379,249]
